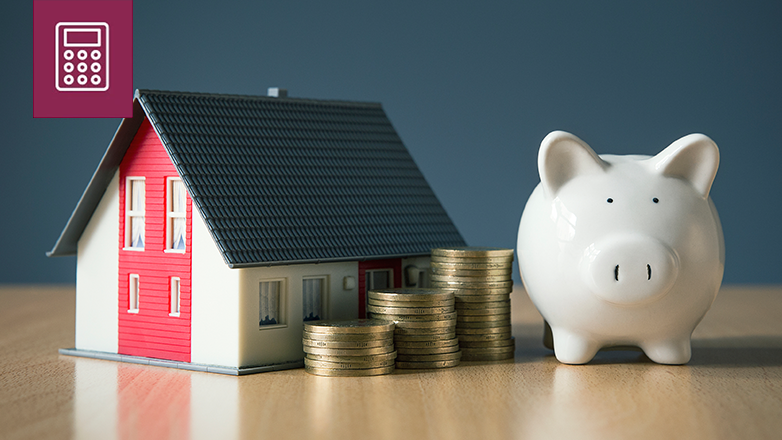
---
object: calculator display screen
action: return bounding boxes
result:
[64,29,101,47]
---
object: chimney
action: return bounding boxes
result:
[267,87,288,98]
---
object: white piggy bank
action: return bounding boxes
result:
[517,131,724,365]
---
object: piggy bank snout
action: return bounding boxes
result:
[582,235,679,305]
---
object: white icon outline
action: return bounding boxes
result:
[55,22,109,92]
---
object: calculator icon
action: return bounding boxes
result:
[55,22,109,92]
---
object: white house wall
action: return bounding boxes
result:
[237,262,359,367]
[75,171,120,353]
[190,212,240,368]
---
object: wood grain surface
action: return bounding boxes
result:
[1,285,781,440]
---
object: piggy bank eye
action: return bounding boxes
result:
[606,198,614,203]
[653,197,659,203]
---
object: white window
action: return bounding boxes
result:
[259,280,285,327]
[170,277,181,316]
[166,178,186,252]
[128,274,139,313]
[125,178,145,249]
[303,277,328,322]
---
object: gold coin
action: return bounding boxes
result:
[304,319,395,334]
[451,287,514,296]
[430,273,512,283]
[455,306,511,316]
[455,294,511,303]
[395,325,457,335]
[394,338,459,349]
[395,359,461,369]
[368,299,454,308]
[305,351,397,363]
[431,267,513,277]
[456,325,513,334]
[396,345,461,355]
[456,321,511,329]
[368,288,454,302]
[369,311,457,322]
[457,332,512,342]
[303,338,393,349]
[303,345,395,356]
[303,330,394,341]
[456,313,511,322]
[304,365,395,377]
[431,247,514,258]
[455,300,511,309]
[460,352,515,362]
[392,320,456,329]
[304,357,396,369]
[396,351,462,362]
[394,331,456,342]
[459,337,516,348]
[431,261,513,270]
[367,305,455,315]
[432,275,513,288]
[460,345,516,355]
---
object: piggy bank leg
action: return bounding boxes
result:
[551,327,600,364]
[640,339,692,365]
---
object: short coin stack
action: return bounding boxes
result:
[367,288,461,369]
[430,247,516,361]
[303,319,396,376]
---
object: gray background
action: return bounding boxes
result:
[2,1,780,285]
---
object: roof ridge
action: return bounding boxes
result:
[134,89,383,109]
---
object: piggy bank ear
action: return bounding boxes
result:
[652,134,719,199]
[539,131,608,198]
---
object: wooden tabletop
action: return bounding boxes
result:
[2,285,781,440]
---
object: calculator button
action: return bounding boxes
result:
[64,62,74,73]
[77,75,88,85]
[64,50,74,60]
[64,75,74,85]
[77,63,88,73]
[91,75,101,85]
[91,50,101,60]
[91,63,101,73]
[77,50,88,60]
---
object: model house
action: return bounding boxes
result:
[48,89,465,374]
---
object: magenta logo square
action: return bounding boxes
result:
[34,0,133,118]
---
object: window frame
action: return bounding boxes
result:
[302,275,329,322]
[258,279,287,329]
[128,274,140,313]
[165,177,187,253]
[169,276,181,317]
[124,177,146,251]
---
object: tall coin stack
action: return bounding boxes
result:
[303,319,396,376]
[430,247,516,361]
[367,288,461,369]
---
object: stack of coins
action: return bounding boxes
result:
[303,319,396,376]
[430,247,516,361]
[367,288,461,369]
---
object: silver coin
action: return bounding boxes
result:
[304,357,396,369]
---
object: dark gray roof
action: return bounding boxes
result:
[49,89,465,267]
